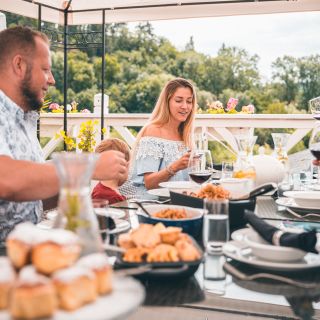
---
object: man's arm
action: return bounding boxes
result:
[0,150,127,202]
[0,156,59,201]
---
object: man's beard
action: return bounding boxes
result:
[21,66,42,111]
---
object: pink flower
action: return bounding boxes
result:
[49,103,60,110]
[81,109,91,113]
[241,104,255,114]
[226,98,238,111]
[247,104,255,113]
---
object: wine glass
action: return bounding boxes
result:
[309,96,320,190]
[188,149,213,185]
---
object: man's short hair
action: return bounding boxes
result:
[95,138,131,161]
[0,26,49,68]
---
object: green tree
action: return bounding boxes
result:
[298,54,320,109]
[271,56,299,103]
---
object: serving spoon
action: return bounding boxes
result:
[135,202,152,217]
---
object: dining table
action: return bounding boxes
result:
[110,195,320,320]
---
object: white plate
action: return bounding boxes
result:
[276,197,320,214]
[0,276,144,320]
[232,228,305,262]
[283,190,320,208]
[108,219,131,235]
[159,181,198,189]
[223,241,320,271]
[95,208,126,219]
[147,188,170,198]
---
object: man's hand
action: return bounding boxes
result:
[93,150,127,181]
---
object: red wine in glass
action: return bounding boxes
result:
[310,149,320,160]
[189,172,212,184]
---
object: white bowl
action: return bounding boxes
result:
[219,178,251,199]
[243,228,306,262]
[284,191,320,208]
[158,181,199,194]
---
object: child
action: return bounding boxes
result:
[92,138,130,204]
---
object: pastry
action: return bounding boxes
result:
[147,244,179,263]
[31,229,81,275]
[175,240,201,261]
[159,227,182,245]
[53,266,97,311]
[0,257,15,309]
[117,233,135,249]
[9,266,57,319]
[122,247,150,263]
[77,253,113,295]
[131,223,165,248]
[6,223,38,269]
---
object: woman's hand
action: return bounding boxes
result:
[171,151,191,173]
[144,151,191,190]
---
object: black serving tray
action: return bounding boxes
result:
[170,191,256,232]
[114,237,204,279]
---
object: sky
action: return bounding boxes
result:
[130,11,320,82]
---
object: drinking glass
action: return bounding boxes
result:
[188,149,213,185]
[221,161,234,179]
[203,199,229,254]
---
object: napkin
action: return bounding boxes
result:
[244,210,318,253]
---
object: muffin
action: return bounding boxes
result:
[0,257,15,309]
[9,266,57,319]
[31,229,81,275]
[6,223,37,269]
[53,266,97,311]
[77,253,113,295]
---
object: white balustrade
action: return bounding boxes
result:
[40,113,316,159]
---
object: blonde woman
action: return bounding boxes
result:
[130,78,197,192]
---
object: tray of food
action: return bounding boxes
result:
[114,223,204,278]
[170,184,256,232]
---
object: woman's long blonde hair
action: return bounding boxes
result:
[135,78,197,148]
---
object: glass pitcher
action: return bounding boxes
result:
[52,152,103,255]
[233,135,257,188]
[271,133,290,167]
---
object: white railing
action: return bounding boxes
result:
[40,113,316,159]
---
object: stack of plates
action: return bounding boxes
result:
[276,191,320,214]
[223,228,320,271]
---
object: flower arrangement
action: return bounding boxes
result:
[198,98,255,114]
[55,120,106,153]
[42,100,91,113]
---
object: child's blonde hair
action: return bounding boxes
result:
[95,138,130,161]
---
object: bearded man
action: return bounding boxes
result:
[0,27,127,246]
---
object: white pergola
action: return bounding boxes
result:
[1,0,319,153]
[0,0,320,25]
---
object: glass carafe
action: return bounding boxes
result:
[233,135,257,188]
[271,133,290,167]
[52,152,102,255]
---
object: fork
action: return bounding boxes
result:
[224,261,317,289]
[129,198,170,204]
[286,207,320,219]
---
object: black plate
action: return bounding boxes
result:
[114,237,204,279]
[170,191,256,232]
